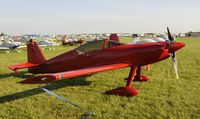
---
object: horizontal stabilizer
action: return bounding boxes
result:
[8,63,38,72]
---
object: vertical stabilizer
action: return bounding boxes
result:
[27,39,46,64]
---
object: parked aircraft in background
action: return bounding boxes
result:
[62,35,84,46]
[0,38,26,53]
[38,37,59,50]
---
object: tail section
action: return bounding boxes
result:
[8,39,46,72]
[27,39,46,64]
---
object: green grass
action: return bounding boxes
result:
[0,38,200,119]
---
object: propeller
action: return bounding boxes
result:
[167,27,179,79]
[167,27,174,42]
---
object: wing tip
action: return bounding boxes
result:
[8,66,19,72]
[19,75,59,84]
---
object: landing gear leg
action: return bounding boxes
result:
[134,66,149,82]
[105,66,138,97]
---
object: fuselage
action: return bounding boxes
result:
[29,41,184,74]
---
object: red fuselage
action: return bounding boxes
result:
[29,41,184,73]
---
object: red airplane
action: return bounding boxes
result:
[8,28,185,97]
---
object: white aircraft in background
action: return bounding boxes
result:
[0,38,26,53]
[38,37,59,50]
[131,34,168,44]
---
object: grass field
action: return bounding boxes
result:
[0,38,200,119]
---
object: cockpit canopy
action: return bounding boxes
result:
[76,39,124,54]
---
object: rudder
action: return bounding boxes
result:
[27,39,46,64]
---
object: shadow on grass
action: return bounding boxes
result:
[0,71,34,79]
[0,76,91,104]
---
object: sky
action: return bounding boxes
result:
[0,0,200,34]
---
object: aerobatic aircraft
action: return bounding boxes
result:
[8,28,185,97]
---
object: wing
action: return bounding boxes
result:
[0,47,10,53]
[19,63,130,84]
[38,45,48,47]
[17,46,27,49]
[0,47,10,50]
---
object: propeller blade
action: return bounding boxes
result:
[167,27,174,41]
[167,27,179,79]
[171,52,179,79]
